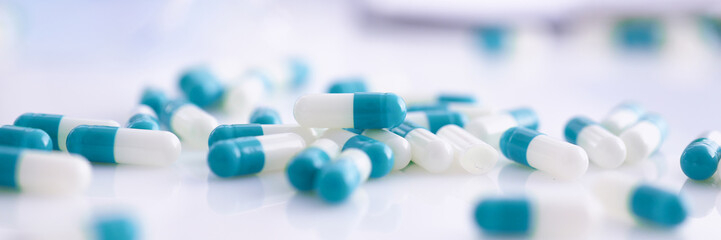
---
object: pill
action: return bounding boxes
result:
[0,146,91,194]
[437,93,477,105]
[286,139,341,191]
[90,212,140,240]
[680,131,721,180]
[161,100,219,150]
[125,105,160,130]
[140,87,169,116]
[600,102,645,135]
[360,129,412,170]
[251,58,310,90]
[14,113,121,151]
[222,72,271,117]
[408,104,494,119]
[464,107,539,149]
[249,107,282,125]
[436,124,498,174]
[293,93,406,129]
[564,116,627,169]
[207,133,305,177]
[389,121,454,173]
[179,66,225,108]
[405,111,467,133]
[67,126,181,166]
[500,127,588,179]
[619,113,667,162]
[0,125,52,151]
[316,148,372,203]
[328,78,367,93]
[208,124,316,147]
[321,129,393,178]
[401,93,477,105]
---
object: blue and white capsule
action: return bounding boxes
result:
[293,93,406,129]
[321,129,394,178]
[67,126,181,166]
[401,92,478,106]
[407,103,494,120]
[208,133,306,177]
[565,116,627,169]
[179,66,225,109]
[619,113,668,162]
[316,148,372,203]
[14,113,121,152]
[0,146,91,194]
[436,125,498,174]
[465,107,539,149]
[140,87,169,117]
[680,130,721,180]
[359,129,412,170]
[500,127,588,179]
[208,124,316,147]
[286,139,341,191]
[161,100,219,150]
[328,78,367,93]
[0,125,53,151]
[404,111,467,133]
[126,105,160,130]
[390,122,454,173]
[249,107,282,125]
[601,102,645,135]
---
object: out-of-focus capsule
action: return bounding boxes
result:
[619,113,667,162]
[179,66,225,108]
[0,125,52,151]
[207,133,306,177]
[407,104,494,119]
[293,93,406,129]
[0,146,91,194]
[161,100,219,150]
[14,113,121,151]
[316,148,372,203]
[140,87,169,116]
[125,105,160,130]
[436,125,498,174]
[405,111,467,133]
[251,58,311,90]
[321,129,394,178]
[90,211,140,240]
[389,122,454,173]
[208,124,316,147]
[680,131,721,180]
[359,129,412,170]
[500,127,588,180]
[221,72,271,117]
[249,107,282,125]
[600,102,645,135]
[286,139,341,191]
[401,93,477,106]
[328,78,367,93]
[67,126,181,166]
[465,108,539,149]
[437,93,477,105]
[564,116,627,169]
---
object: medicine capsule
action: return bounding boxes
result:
[619,113,667,162]
[286,139,341,191]
[249,107,282,125]
[328,78,367,93]
[316,148,372,203]
[564,116,627,169]
[408,104,494,119]
[161,100,219,150]
[140,87,169,116]
[222,72,271,117]
[208,133,306,177]
[208,124,316,147]
[680,131,721,180]
[90,211,140,240]
[500,127,588,180]
[464,107,539,149]
[0,146,91,194]
[0,125,52,151]
[321,129,394,178]
[405,111,467,133]
[67,126,181,166]
[360,129,411,170]
[389,122,454,173]
[179,66,225,108]
[600,102,645,135]
[293,93,406,129]
[401,93,477,105]
[436,125,498,174]
[126,105,160,130]
[14,113,121,151]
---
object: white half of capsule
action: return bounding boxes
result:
[532,194,593,239]
[309,138,342,159]
[404,128,454,173]
[259,124,317,146]
[222,75,267,117]
[320,128,356,147]
[113,128,182,166]
[170,104,219,150]
[17,151,92,194]
[294,93,355,128]
[591,173,639,222]
[576,125,627,169]
[601,107,643,135]
[57,118,120,152]
[619,121,663,162]
[436,125,498,174]
[404,112,429,129]
[258,133,306,172]
[340,148,372,183]
[362,129,411,170]
[527,135,589,180]
[447,104,495,119]
[131,104,157,118]
[464,113,517,149]
[699,130,721,146]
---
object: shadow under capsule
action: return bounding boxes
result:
[285,189,370,240]
[206,172,294,215]
[680,178,720,218]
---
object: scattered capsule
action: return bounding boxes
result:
[405,111,467,133]
[389,121,454,173]
[500,127,588,179]
[360,129,412,170]
[465,107,539,149]
[286,139,341,191]
[161,100,219,150]
[407,104,494,119]
[680,131,721,180]
[140,87,169,116]
[328,78,367,93]
[179,66,225,108]
[321,129,394,178]
[90,211,140,240]
[207,133,306,177]
[401,93,477,106]
[0,146,91,194]
[14,113,121,151]
[221,72,272,117]
[126,105,160,130]
[67,126,181,166]
[293,93,406,129]
[249,107,282,125]
[251,58,311,90]
[436,125,498,174]
[316,148,372,203]
[600,102,645,135]
[208,124,316,147]
[437,93,477,105]
[564,116,627,169]
[619,113,668,162]
[0,125,52,151]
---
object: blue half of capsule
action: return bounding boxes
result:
[0,125,53,151]
[629,184,687,227]
[287,147,333,191]
[179,67,225,108]
[126,113,159,131]
[353,93,407,129]
[208,124,264,147]
[66,126,118,163]
[499,127,541,167]
[249,107,282,125]
[316,157,362,203]
[140,87,169,116]
[13,113,63,150]
[437,93,477,104]
[564,116,596,145]
[426,111,467,133]
[508,108,539,130]
[474,197,532,235]
[328,78,367,93]
[343,135,393,178]
[680,138,721,181]
[207,137,266,177]
[389,121,422,138]
[0,146,21,188]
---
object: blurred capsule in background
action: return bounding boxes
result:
[14,113,120,151]
[614,18,663,51]
[125,105,160,130]
[0,146,91,194]
[249,107,282,125]
[680,130,721,180]
[619,113,668,162]
[328,77,367,93]
[564,116,626,169]
[465,107,538,149]
[404,111,466,134]
[161,100,219,150]
[67,126,181,166]
[321,129,394,178]
[208,133,305,178]
[287,139,341,191]
[179,66,225,109]
[436,124,498,174]
[500,127,588,180]
[294,93,407,129]
[474,26,509,54]
[0,125,52,151]
[400,92,477,106]
[316,149,372,203]
[601,102,645,135]
[140,87,170,117]
[389,121,454,173]
[90,211,140,240]
[208,124,316,147]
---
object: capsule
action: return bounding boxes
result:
[293,93,406,129]
[680,131,721,180]
[140,87,169,116]
[0,146,91,194]
[619,113,667,162]
[179,66,225,108]
[125,105,160,130]
[401,93,477,106]
[500,127,588,180]
[161,100,219,150]
[321,129,394,178]
[328,78,367,93]
[207,133,306,177]
[404,111,467,133]
[0,125,53,151]
[67,126,181,166]
[249,107,282,125]
[221,72,271,117]
[464,108,539,149]
[286,139,341,191]
[360,129,412,170]
[564,116,627,169]
[436,125,498,174]
[389,122,454,173]
[600,102,645,135]
[251,58,311,90]
[14,113,121,151]
[208,124,316,147]
[316,149,372,203]
[90,211,140,240]
[407,104,494,119]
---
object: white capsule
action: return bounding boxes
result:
[361,129,412,170]
[436,125,498,174]
[500,127,588,180]
[168,103,219,150]
[565,116,627,169]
